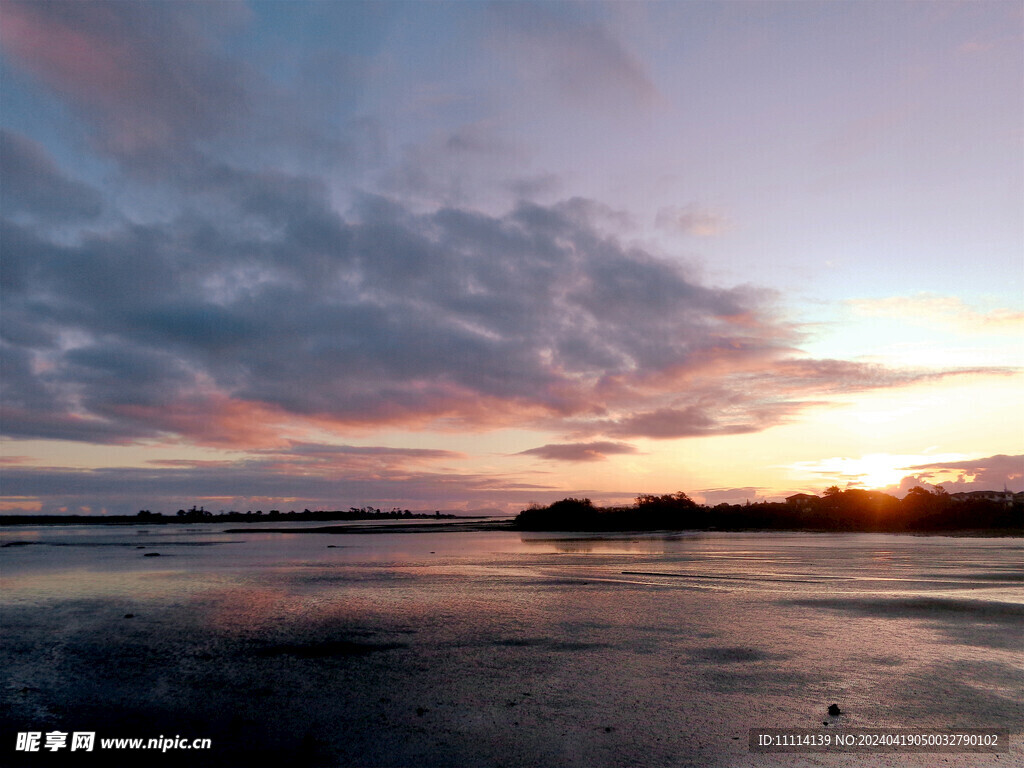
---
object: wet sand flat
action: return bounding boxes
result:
[1,527,1021,766]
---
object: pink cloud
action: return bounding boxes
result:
[0,3,133,98]
[0,1,246,162]
[0,455,34,465]
[106,396,297,449]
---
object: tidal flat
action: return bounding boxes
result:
[1,524,1021,767]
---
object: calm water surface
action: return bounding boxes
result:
[2,523,1021,766]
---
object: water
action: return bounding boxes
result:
[2,523,1021,766]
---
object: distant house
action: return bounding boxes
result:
[949,490,1017,506]
[785,493,819,509]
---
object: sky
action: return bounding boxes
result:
[1,0,1021,516]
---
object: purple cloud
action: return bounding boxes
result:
[488,3,657,106]
[1,189,799,445]
[518,441,638,462]
[0,130,102,220]
[901,454,1024,493]
[0,449,563,516]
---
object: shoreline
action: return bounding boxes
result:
[0,513,492,527]
[2,518,1019,538]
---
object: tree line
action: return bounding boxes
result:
[513,487,1022,532]
[143,506,455,522]
[0,507,455,526]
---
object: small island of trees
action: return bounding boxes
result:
[157,506,456,523]
[513,487,1022,533]
[1,506,457,526]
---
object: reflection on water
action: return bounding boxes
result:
[2,523,1021,767]
[3,524,1021,616]
[518,531,704,554]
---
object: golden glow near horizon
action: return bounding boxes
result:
[530,370,1023,503]
[2,368,1021,512]
[785,453,968,493]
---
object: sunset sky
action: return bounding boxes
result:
[1,0,1021,516]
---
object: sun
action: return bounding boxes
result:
[788,453,968,492]
[846,455,914,489]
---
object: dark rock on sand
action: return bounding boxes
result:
[143,552,161,557]
[828,704,842,716]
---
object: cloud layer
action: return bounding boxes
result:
[0,130,102,220]
[518,441,639,462]
[1,1,1011,451]
[0,441,562,516]
[902,454,1024,493]
[2,179,796,445]
[849,294,1024,335]
[2,2,1018,515]
[8,171,995,449]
